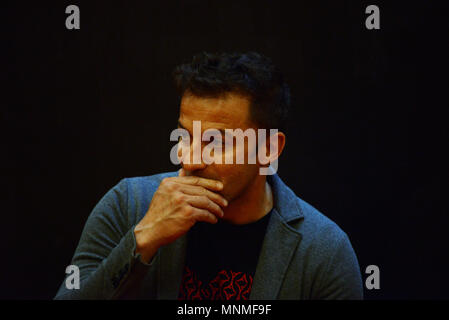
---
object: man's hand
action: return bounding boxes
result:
[133,170,228,263]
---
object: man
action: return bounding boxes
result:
[55,52,363,300]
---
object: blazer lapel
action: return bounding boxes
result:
[249,209,302,299]
[157,234,187,299]
[250,174,304,299]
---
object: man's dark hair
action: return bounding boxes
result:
[173,52,290,130]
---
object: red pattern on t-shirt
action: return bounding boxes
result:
[178,266,253,300]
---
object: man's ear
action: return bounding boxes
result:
[272,131,286,161]
[258,131,286,166]
[257,131,285,175]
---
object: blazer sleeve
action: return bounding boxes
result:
[54,179,155,299]
[314,231,364,300]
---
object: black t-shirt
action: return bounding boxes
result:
[178,210,272,300]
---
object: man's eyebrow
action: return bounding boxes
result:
[178,120,226,134]
[177,121,189,132]
[207,128,227,137]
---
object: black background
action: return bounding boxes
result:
[2,1,448,299]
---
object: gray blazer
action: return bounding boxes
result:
[55,172,363,299]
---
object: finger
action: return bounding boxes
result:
[178,185,228,207]
[186,195,224,218]
[178,168,185,177]
[173,176,223,191]
[191,207,218,224]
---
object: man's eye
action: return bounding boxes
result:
[178,135,191,143]
[213,137,225,145]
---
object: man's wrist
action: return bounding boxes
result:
[134,225,161,264]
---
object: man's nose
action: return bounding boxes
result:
[179,138,207,171]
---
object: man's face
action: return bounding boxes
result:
[177,92,261,202]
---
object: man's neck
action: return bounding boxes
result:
[222,176,273,225]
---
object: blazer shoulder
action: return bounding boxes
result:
[294,196,348,244]
[123,171,178,191]
[117,171,178,225]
